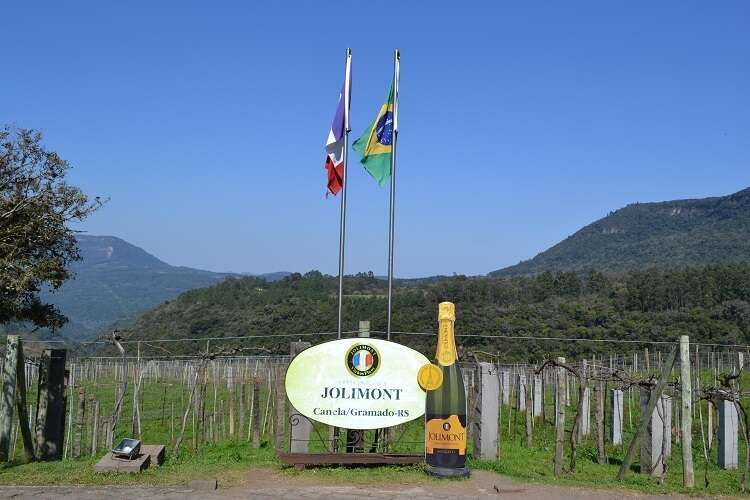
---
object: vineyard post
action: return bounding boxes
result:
[595,380,606,464]
[541,371,547,443]
[517,373,527,412]
[580,385,591,440]
[289,341,312,453]
[0,336,19,461]
[709,400,715,449]
[496,366,503,454]
[525,376,533,448]
[228,365,235,438]
[612,389,624,446]
[717,399,739,469]
[501,370,510,405]
[251,378,260,449]
[238,381,245,441]
[533,374,542,418]
[85,396,94,455]
[14,341,34,462]
[679,335,695,487]
[35,349,68,460]
[570,373,587,472]
[91,399,99,455]
[274,364,286,452]
[170,402,175,444]
[617,345,677,480]
[554,357,565,478]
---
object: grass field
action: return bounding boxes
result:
[1,437,747,497]
[2,359,748,496]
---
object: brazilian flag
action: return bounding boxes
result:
[352,84,394,186]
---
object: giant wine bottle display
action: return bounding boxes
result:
[424,301,470,477]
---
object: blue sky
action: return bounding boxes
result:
[2,1,748,277]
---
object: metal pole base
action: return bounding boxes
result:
[426,464,471,478]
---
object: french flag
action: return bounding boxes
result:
[353,350,372,371]
[325,54,352,196]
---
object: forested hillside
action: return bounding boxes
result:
[492,187,750,277]
[117,265,750,361]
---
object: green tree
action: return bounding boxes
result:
[0,126,103,329]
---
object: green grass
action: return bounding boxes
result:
[474,439,746,497]
[0,442,276,486]
[1,427,747,496]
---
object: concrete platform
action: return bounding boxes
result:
[278,452,423,467]
[94,452,151,473]
[142,444,166,466]
[94,443,166,473]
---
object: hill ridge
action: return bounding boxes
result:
[490,187,750,277]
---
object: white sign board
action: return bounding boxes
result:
[285,338,429,429]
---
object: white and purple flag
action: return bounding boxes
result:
[325,54,351,196]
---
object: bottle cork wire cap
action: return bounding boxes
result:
[438,302,455,321]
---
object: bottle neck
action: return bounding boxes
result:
[436,319,458,366]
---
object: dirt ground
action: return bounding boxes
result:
[0,469,700,499]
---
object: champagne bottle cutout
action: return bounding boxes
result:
[424,301,470,477]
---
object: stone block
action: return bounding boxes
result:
[472,362,499,460]
[611,389,623,446]
[718,399,739,470]
[580,387,591,436]
[639,386,669,476]
[500,371,510,405]
[662,395,672,458]
[533,375,543,417]
[517,374,527,412]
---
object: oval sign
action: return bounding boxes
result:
[286,338,429,429]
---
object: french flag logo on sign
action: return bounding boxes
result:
[353,350,373,371]
[346,344,380,377]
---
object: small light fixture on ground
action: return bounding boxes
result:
[112,438,141,460]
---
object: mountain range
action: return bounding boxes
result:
[40,235,288,340]
[491,187,750,277]
[34,187,750,341]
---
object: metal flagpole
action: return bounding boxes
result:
[336,48,352,340]
[386,49,400,341]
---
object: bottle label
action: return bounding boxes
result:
[425,415,466,455]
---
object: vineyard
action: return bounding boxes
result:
[0,332,749,495]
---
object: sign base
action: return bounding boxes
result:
[426,464,471,478]
[279,452,423,467]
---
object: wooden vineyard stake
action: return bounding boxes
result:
[554,358,565,478]
[15,342,35,463]
[251,378,261,449]
[275,365,286,452]
[0,336,19,461]
[525,377,533,447]
[238,382,245,441]
[73,387,85,458]
[595,380,606,465]
[680,335,694,488]
[90,400,99,455]
[35,349,68,461]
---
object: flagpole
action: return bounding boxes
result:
[386,49,400,341]
[336,48,352,340]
